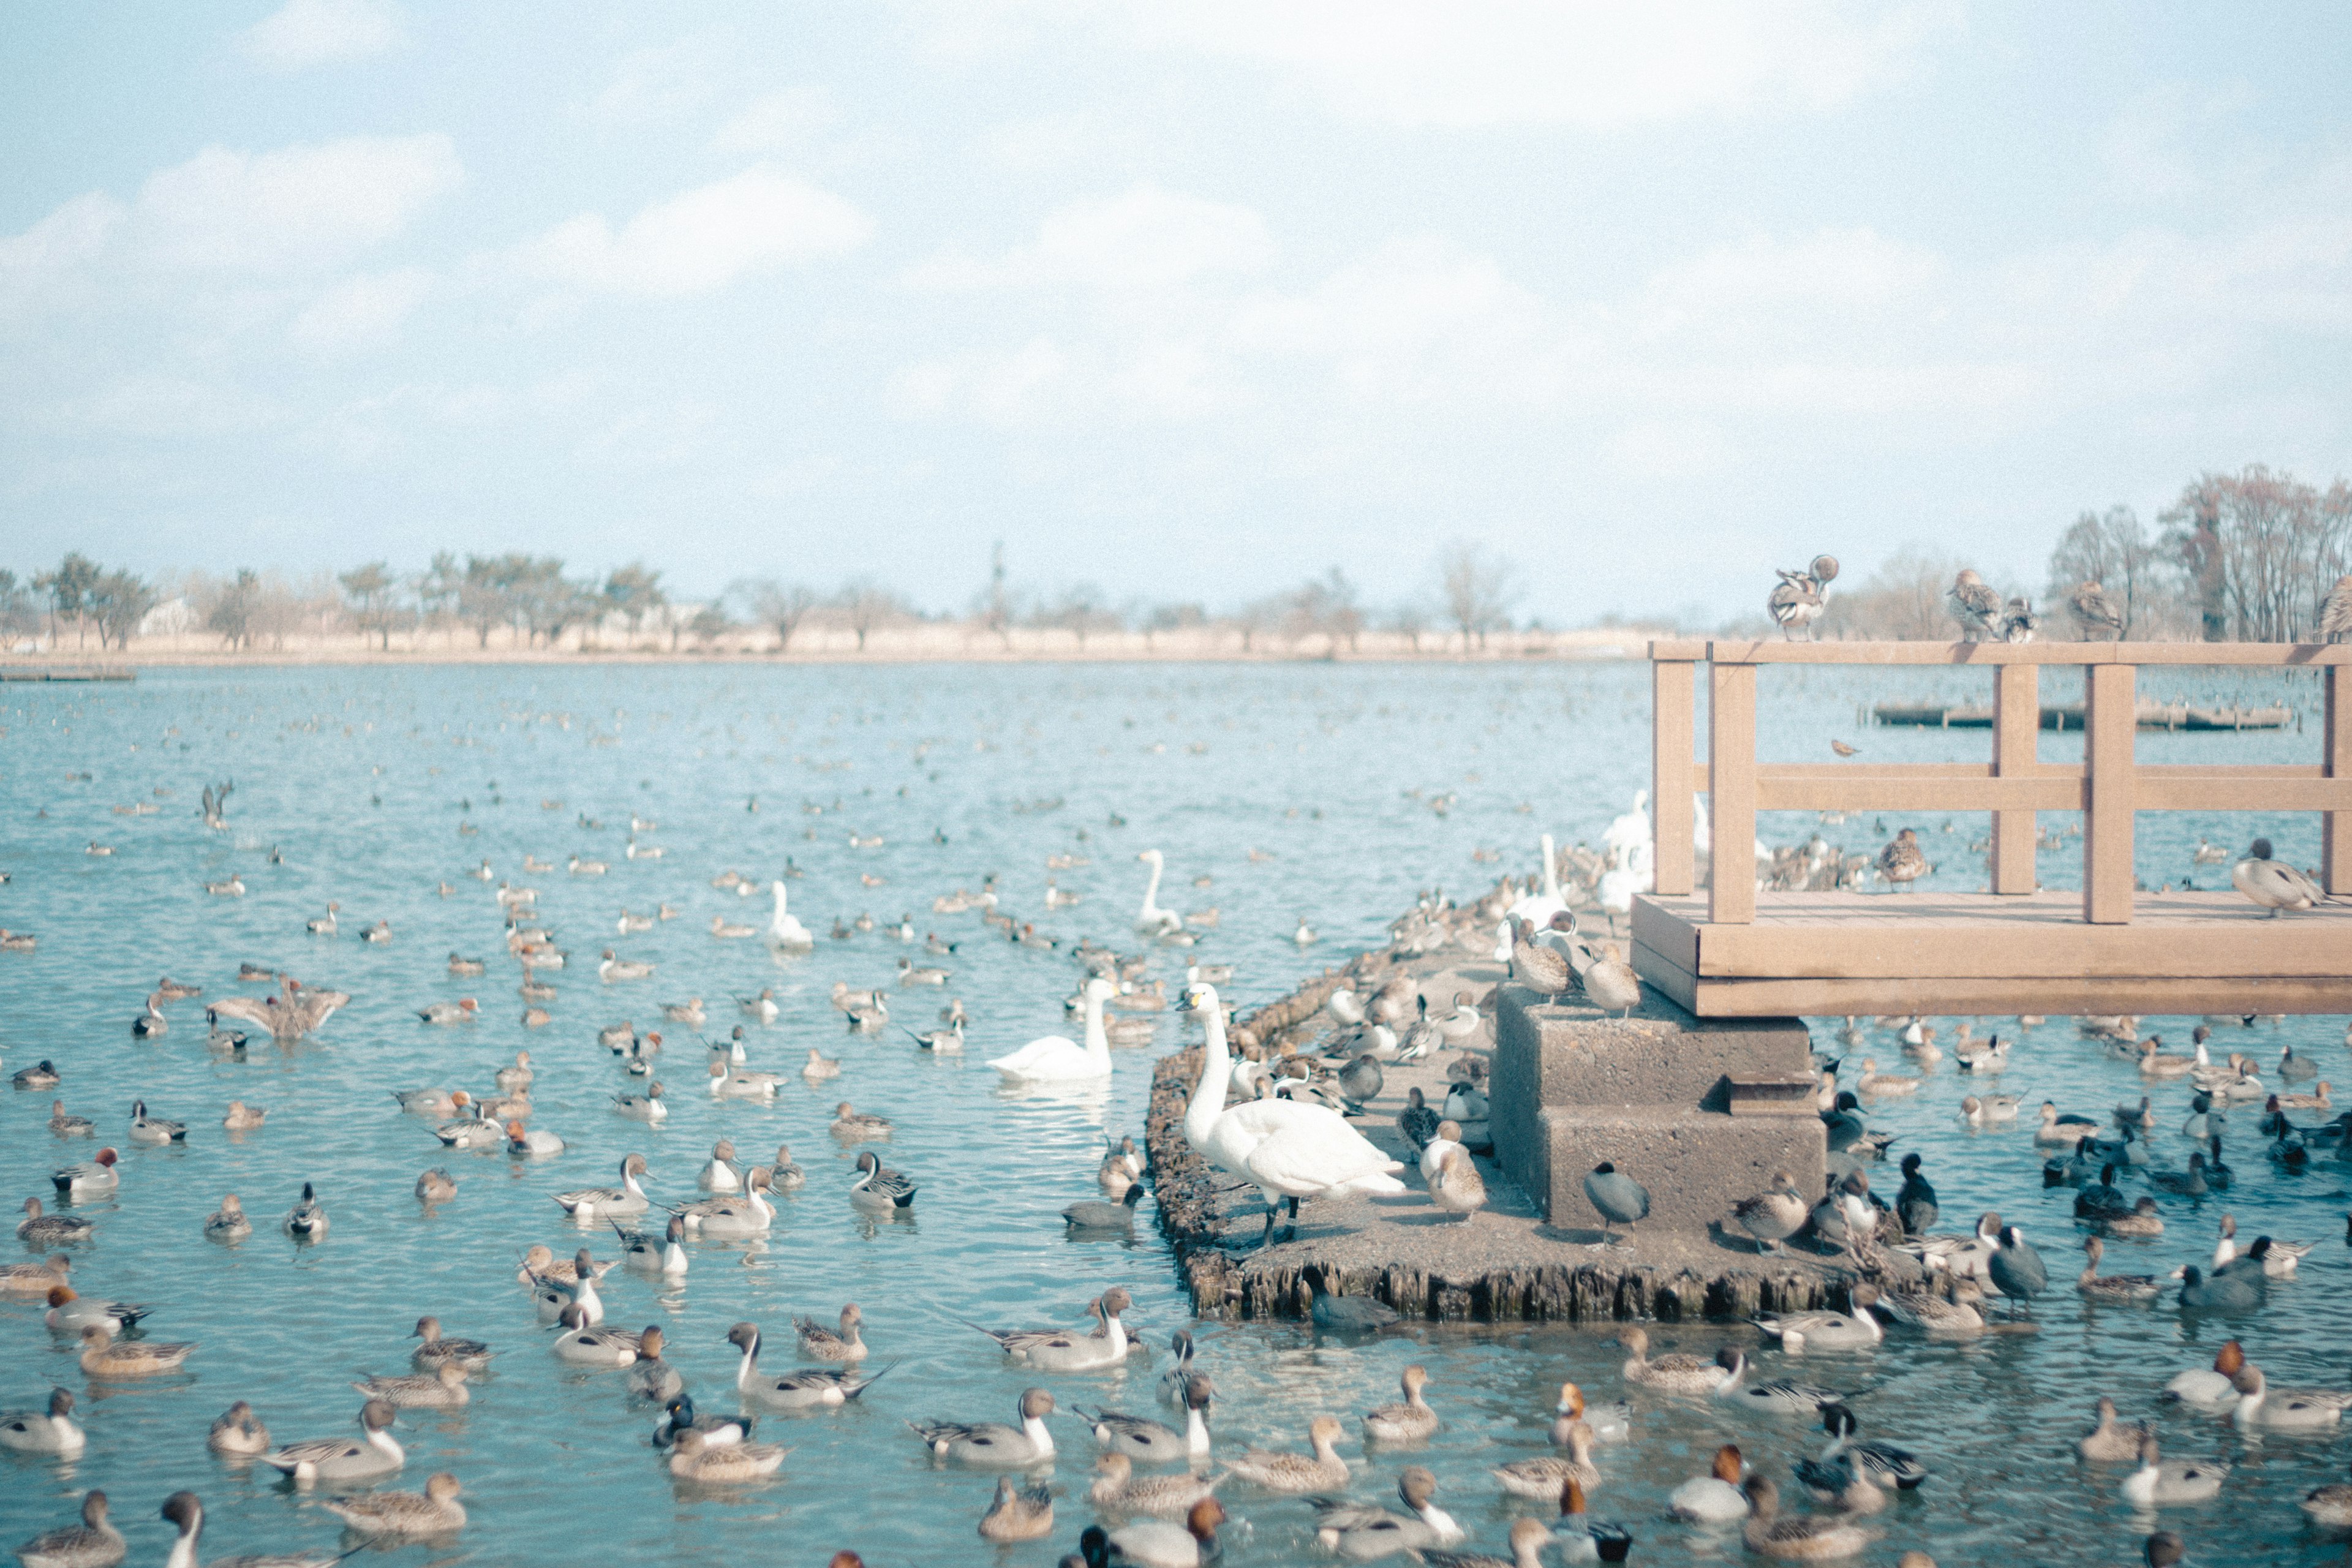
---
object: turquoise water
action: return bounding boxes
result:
[2,660,2348,1567]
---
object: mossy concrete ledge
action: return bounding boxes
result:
[1146,949,1852,1325]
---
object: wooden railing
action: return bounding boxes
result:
[1650,639,2352,927]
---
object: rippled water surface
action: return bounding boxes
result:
[4,660,2351,1567]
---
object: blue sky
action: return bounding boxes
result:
[3,1,2346,622]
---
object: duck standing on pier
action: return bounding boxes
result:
[1766,556,1839,642]
[2233,839,2326,916]
[1877,829,1928,892]
[1948,568,2004,641]
[2070,581,2128,641]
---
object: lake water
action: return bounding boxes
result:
[3,658,2348,1567]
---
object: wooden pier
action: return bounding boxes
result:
[1872,698,2290,731]
[1640,638,2352,1017]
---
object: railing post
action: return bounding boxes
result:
[1708,657,1757,924]
[2328,665,2352,895]
[2084,661,2136,924]
[1651,654,1696,897]
[1991,662,2040,894]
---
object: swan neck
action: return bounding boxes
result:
[1140,854,1163,918]
[1540,834,1560,902]
[1084,988,1109,1061]
[1183,996,1231,1144]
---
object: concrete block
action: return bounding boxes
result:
[1491,984,1813,1111]
[1529,1104,1827,1234]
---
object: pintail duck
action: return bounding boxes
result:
[849,1150,918,1213]
[2120,1432,2226,1506]
[598,950,654,981]
[979,1478,1055,1542]
[616,1214,690,1276]
[1096,1498,1228,1567]
[1363,1363,1441,1443]
[966,1288,1132,1371]
[263,1399,404,1482]
[1732,1170,1807,1254]
[726,1322,890,1408]
[2077,1237,2158,1302]
[15,1491,122,1568]
[1090,1452,1223,1518]
[1816,1405,1924,1490]
[0,1388,86,1456]
[2230,1365,2352,1430]
[627,1326,685,1401]
[1742,1476,1867,1559]
[414,1169,458,1205]
[206,1401,270,1456]
[802,1048,844,1080]
[1313,1467,1462,1557]
[910,1387,1057,1465]
[1078,1376,1212,1463]
[1669,1444,1750,1521]
[353,1364,470,1408]
[797,1303,867,1360]
[132,996,168,1038]
[1618,1327,1732,1392]
[282,1183,327,1240]
[739,988,780,1021]
[662,997,707,1025]
[2303,1463,2352,1528]
[532,1250,605,1323]
[708,1060,783,1099]
[47,1102,92,1138]
[1711,1351,1852,1414]
[322,1472,464,1537]
[0,1254,72,1296]
[552,1154,650,1219]
[160,1491,338,1568]
[2078,1396,2147,1461]
[19,1199,93,1247]
[127,1101,185,1144]
[551,1304,639,1366]
[205,1194,251,1241]
[1221,1413,1348,1491]
[696,1140,741,1192]
[1755,1284,1884,1350]
[410,1317,494,1372]
[221,1101,265,1131]
[2234,837,2326,914]
[79,1322,192,1378]
[763,1145,807,1190]
[1494,1418,1599,1498]
[433,1103,502,1150]
[672,1169,775,1236]
[53,1147,119,1196]
[669,1427,789,1481]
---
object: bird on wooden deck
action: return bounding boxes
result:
[1583,1163,1648,1251]
[1948,569,2003,641]
[1767,556,1839,642]
[1877,829,1928,892]
[1830,740,1859,758]
[2233,838,2326,915]
[2000,597,2040,643]
[2070,581,2127,641]
[2323,575,2352,642]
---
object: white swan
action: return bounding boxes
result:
[766,881,813,951]
[1134,850,1185,938]
[1604,790,1651,858]
[1598,840,1653,934]
[987,977,1115,1081]
[1180,982,1405,1245]
[1498,832,1569,959]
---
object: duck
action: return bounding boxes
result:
[1619,1327,1733,1392]
[43,1286,148,1335]
[610,1082,667,1123]
[725,1322,889,1408]
[2234,837,2325,914]
[804,1047,845,1079]
[0,1388,86,1456]
[1669,1443,1751,1520]
[220,1100,266,1132]
[2035,1101,2101,1145]
[1711,1351,1851,1414]
[598,950,654,981]
[2101,1197,2166,1237]
[2163,1340,2245,1406]
[13,1060,62,1090]
[613,1213,690,1278]
[652,1393,751,1452]
[977,1478,1055,1543]
[1313,1467,1462,1557]
[625,1327,685,1401]
[505,1120,564,1156]
[709,1060,784,1099]
[52,1147,120,1196]
[2303,1463,2352,1528]
[2077,1238,2158,1302]
[415,998,479,1025]
[966,1287,1133,1371]
[321,1472,465,1538]
[1177,982,1405,1245]
[763,1145,807,1191]
[551,1304,639,1366]
[159,1491,340,1568]
[696,1139,742,1192]
[1090,1452,1223,1518]
[46,1102,93,1138]
[531,1250,606,1322]
[2215,1213,2311,1276]
[263,1400,404,1482]
[19,1198,92,1247]
[1096,1498,1227,1567]
[282,1182,328,1240]
[15,1491,123,1568]
[552,1153,650,1219]
[1493,1419,1600,1498]
[1756,1285,1883,1350]
[1078,1376,1213,1463]
[668,1427,790,1482]
[1730,1170,1809,1254]
[1741,1477,1867,1560]
[673,1169,776,1237]
[1816,1405,1925,1489]
[2121,1433,2226,1506]
[2078,1396,2147,1461]
[797,1303,867,1360]
[910,1388,1057,1466]
[353,1363,470,1409]
[1363,1363,1441,1442]
[1219,1414,1349,1491]
[2230,1365,2352,1429]
[127,1100,186,1144]
[205,1401,270,1457]
[132,996,168,1038]
[848,1150,919,1214]
[410,1316,494,1373]
[831,1102,893,1139]
[1548,1382,1630,1445]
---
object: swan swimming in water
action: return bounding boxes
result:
[987,977,1115,1082]
[765,881,813,951]
[1179,982,1405,1245]
[1134,850,1185,938]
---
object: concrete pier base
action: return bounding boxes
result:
[1490,984,1826,1237]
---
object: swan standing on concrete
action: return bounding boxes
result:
[987,976,1115,1081]
[1179,982,1404,1246]
[766,881,813,951]
[1134,851,1185,938]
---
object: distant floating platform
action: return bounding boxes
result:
[0,666,135,682]
[1873,699,2289,731]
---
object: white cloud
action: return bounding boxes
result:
[290,267,434,352]
[241,0,404,72]
[0,193,125,311]
[54,374,286,436]
[713,86,843,153]
[590,32,732,124]
[907,184,1273,292]
[514,169,872,298]
[135,135,461,272]
[1634,228,1945,342]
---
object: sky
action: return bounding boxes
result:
[2,1,2348,624]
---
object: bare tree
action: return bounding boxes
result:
[837,576,911,652]
[1141,601,1204,652]
[1387,600,1431,653]
[339,562,400,651]
[2046,507,2183,639]
[87,569,154,650]
[601,562,666,643]
[687,603,731,649]
[1047,583,1118,650]
[1438,542,1516,649]
[1815,548,1970,640]
[2160,466,2352,642]
[1230,596,1281,654]
[461,555,523,648]
[205,569,261,651]
[32,553,99,649]
[737,578,821,652]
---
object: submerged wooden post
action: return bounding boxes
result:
[1651,644,1699,897]
[2328,665,2352,895]
[2084,661,2136,924]
[1708,658,1757,924]
[1991,662,2040,895]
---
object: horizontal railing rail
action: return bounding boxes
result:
[1650,639,2352,927]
